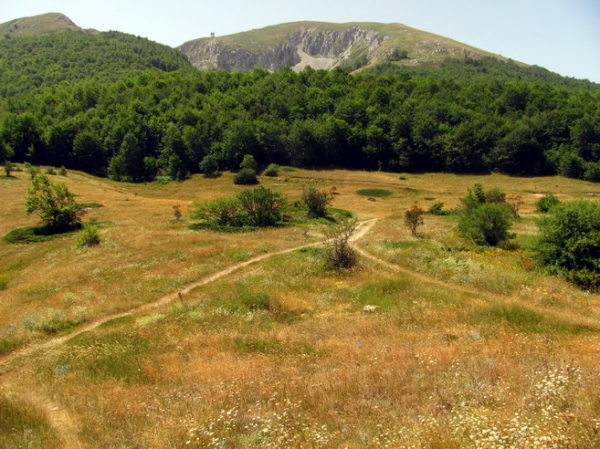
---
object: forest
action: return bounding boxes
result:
[1,30,599,182]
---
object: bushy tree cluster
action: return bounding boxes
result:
[536,200,600,290]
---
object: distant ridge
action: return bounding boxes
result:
[178,21,519,72]
[0,13,94,38]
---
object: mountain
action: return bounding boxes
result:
[178,21,516,72]
[0,12,93,38]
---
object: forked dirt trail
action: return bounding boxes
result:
[0,219,379,369]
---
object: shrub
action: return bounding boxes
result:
[324,217,358,270]
[190,197,243,226]
[239,154,258,172]
[507,194,524,218]
[302,185,332,218]
[0,277,7,290]
[172,205,182,221]
[44,167,56,175]
[76,223,100,248]
[428,201,446,215]
[190,187,286,228]
[3,161,12,177]
[234,168,258,185]
[237,187,286,226]
[535,200,600,290]
[25,174,81,232]
[263,163,279,177]
[58,166,67,176]
[536,192,560,213]
[405,204,424,236]
[457,184,514,246]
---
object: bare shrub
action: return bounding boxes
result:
[324,217,358,269]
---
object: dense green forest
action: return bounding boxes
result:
[1,31,599,182]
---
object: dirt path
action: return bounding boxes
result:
[0,219,378,369]
[353,243,600,331]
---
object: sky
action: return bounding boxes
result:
[2,0,599,83]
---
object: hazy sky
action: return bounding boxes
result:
[2,0,599,82]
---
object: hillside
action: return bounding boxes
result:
[0,14,195,95]
[0,12,88,38]
[179,21,509,72]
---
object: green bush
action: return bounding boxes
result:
[233,168,258,185]
[238,187,286,226]
[457,184,514,246]
[263,163,279,177]
[536,192,560,213]
[190,197,243,226]
[76,223,100,248]
[0,277,7,291]
[535,200,600,290]
[190,187,286,228]
[428,201,446,215]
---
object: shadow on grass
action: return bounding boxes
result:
[3,223,82,244]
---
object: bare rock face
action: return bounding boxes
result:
[180,26,385,72]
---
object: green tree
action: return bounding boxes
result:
[25,174,81,231]
[199,154,219,177]
[72,131,105,176]
[536,200,600,289]
[239,154,258,172]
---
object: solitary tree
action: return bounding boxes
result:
[404,203,424,236]
[25,174,81,231]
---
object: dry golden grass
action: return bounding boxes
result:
[2,167,600,448]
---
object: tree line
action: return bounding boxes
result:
[0,31,599,182]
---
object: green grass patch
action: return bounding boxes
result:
[0,277,7,290]
[57,331,158,384]
[357,279,415,311]
[281,166,298,172]
[471,302,597,335]
[0,395,60,448]
[356,188,393,198]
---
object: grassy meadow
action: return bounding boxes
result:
[2,167,600,448]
